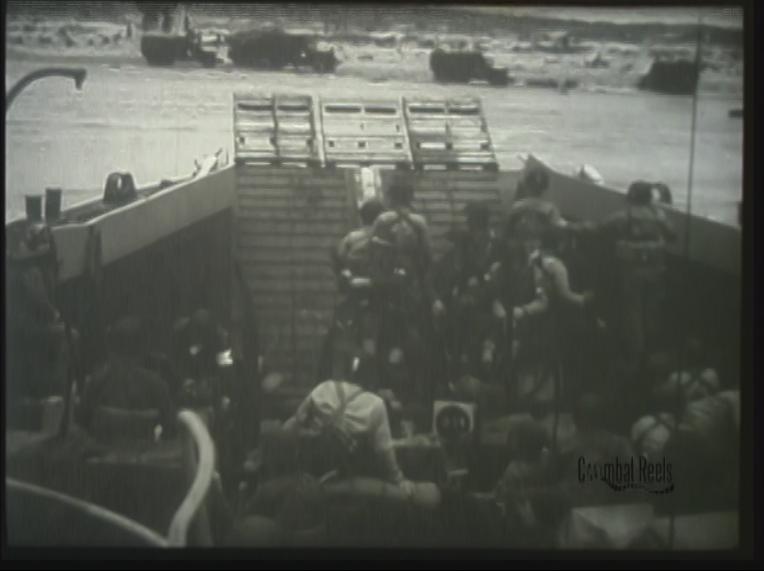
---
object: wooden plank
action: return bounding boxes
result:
[236,208,349,223]
[237,234,340,250]
[238,255,331,269]
[237,170,348,182]
[246,279,336,294]
[241,265,334,283]
[251,296,337,312]
[237,173,347,189]
[236,221,347,237]
[238,179,349,192]
[234,195,347,210]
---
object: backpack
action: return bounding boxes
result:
[307,381,367,473]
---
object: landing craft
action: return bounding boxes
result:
[5,69,741,547]
[638,58,700,96]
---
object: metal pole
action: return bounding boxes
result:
[669,10,704,552]
[6,68,86,113]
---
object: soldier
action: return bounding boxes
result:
[435,201,504,382]
[492,210,594,408]
[7,224,70,406]
[598,180,676,376]
[369,181,444,399]
[77,316,174,440]
[172,308,245,490]
[325,199,385,383]
[172,309,233,393]
[507,168,567,247]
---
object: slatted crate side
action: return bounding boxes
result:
[238,253,332,267]
[245,277,336,295]
[240,264,334,283]
[235,207,349,224]
[234,93,321,164]
[252,291,337,311]
[403,96,497,169]
[237,176,349,193]
[320,96,412,167]
[236,196,348,212]
[237,219,349,237]
[238,235,339,254]
[233,162,359,388]
[257,305,334,324]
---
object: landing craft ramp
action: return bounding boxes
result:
[232,92,508,387]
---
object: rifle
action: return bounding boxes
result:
[57,320,79,438]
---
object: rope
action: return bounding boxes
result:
[668,10,704,552]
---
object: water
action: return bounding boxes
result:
[5,59,742,225]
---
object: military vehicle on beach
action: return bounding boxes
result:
[138,3,218,67]
[228,29,338,73]
[429,48,511,86]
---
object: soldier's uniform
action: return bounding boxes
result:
[436,224,503,382]
[507,196,565,244]
[328,225,380,382]
[369,206,435,398]
[6,224,69,405]
[600,197,675,370]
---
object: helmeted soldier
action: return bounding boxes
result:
[368,181,444,399]
[435,201,504,381]
[172,308,233,391]
[7,223,70,406]
[599,180,676,373]
[326,198,385,383]
[506,168,567,248]
[492,195,594,408]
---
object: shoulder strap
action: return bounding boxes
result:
[331,381,365,421]
[394,208,425,248]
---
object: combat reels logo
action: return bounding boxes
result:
[578,456,674,494]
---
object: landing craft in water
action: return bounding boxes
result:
[5,67,742,548]
[638,58,700,96]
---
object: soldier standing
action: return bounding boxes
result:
[325,198,385,384]
[598,180,676,378]
[369,182,444,401]
[435,201,504,383]
[7,224,70,405]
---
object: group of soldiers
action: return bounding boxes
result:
[327,167,677,409]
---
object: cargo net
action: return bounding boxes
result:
[232,93,498,171]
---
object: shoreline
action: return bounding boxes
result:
[6,47,742,100]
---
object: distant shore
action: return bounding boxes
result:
[5,7,743,97]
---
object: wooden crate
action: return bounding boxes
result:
[403,96,498,170]
[319,97,413,168]
[233,93,321,165]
